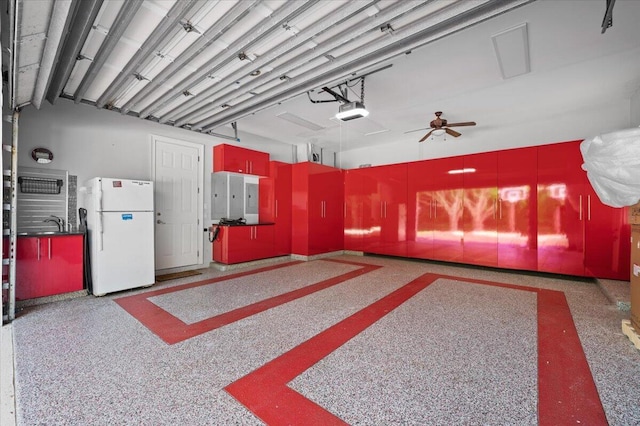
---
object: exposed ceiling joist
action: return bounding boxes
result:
[72,0,144,103]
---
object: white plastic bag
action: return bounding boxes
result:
[580,127,640,208]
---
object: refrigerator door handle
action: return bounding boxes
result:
[97,179,103,212]
[98,212,104,251]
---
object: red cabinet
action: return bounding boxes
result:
[537,140,630,279]
[537,142,586,276]
[344,169,365,251]
[358,164,407,257]
[462,152,498,267]
[407,156,464,263]
[16,234,83,300]
[213,224,275,264]
[497,147,538,271]
[259,161,292,256]
[213,144,269,176]
[291,162,343,256]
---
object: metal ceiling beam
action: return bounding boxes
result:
[138,0,320,120]
[32,0,76,109]
[160,0,378,125]
[173,0,423,128]
[73,0,144,104]
[45,0,103,105]
[119,0,261,116]
[198,0,533,132]
[95,0,200,109]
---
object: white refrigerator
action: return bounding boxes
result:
[85,177,155,296]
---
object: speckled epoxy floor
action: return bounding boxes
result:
[8,255,640,425]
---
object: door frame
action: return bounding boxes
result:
[151,134,205,270]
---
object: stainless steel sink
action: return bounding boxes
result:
[17,231,75,237]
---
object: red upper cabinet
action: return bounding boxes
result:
[462,152,498,267]
[259,161,292,256]
[291,162,343,256]
[213,144,269,176]
[497,147,538,271]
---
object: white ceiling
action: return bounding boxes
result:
[4,0,640,154]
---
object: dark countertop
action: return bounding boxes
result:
[216,222,275,227]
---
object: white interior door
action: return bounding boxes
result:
[154,137,202,269]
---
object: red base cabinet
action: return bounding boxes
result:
[16,234,84,300]
[213,224,275,264]
[291,162,343,256]
[213,144,269,176]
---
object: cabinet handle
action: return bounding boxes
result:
[48,238,52,260]
[275,200,278,218]
[37,238,41,260]
[587,195,591,221]
[579,195,583,220]
[384,201,387,218]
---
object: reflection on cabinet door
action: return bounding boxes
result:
[463,152,498,267]
[497,147,538,271]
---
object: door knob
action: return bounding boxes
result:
[157,219,166,224]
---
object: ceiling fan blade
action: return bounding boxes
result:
[419,130,434,142]
[446,121,476,127]
[445,128,461,137]
[405,127,430,134]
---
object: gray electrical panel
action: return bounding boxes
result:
[245,182,258,214]
[211,173,244,220]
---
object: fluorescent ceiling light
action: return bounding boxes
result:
[447,168,476,175]
[277,112,324,131]
[335,101,369,121]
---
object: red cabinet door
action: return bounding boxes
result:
[537,141,586,276]
[16,237,43,300]
[291,162,343,256]
[463,152,498,267]
[213,144,269,175]
[497,147,538,271]
[344,169,364,251]
[432,156,465,263]
[584,187,630,280]
[49,235,84,295]
[370,163,407,257]
[407,160,435,259]
[408,156,465,263]
[259,161,292,256]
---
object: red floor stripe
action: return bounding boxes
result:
[537,290,607,425]
[115,260,380,345]
[225,272,607,425]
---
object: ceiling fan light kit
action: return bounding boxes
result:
[409,111,476,142]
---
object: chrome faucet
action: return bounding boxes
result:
[44,215,65,232]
